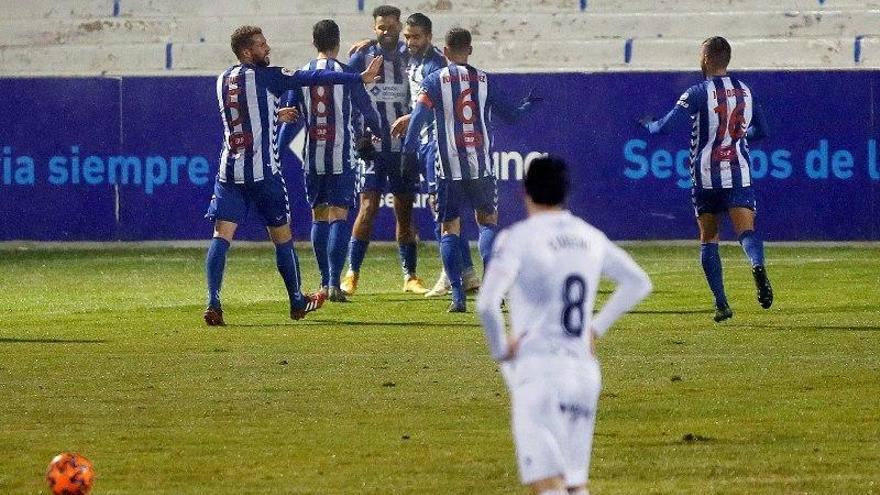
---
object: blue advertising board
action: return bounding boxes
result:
[1,71,878,241]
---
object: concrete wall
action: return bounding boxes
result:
[1,0,877,74]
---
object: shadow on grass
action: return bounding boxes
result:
[630,309,714,315]
[0,337,107,344]
[731,323,880,332]
[229,319,481,329]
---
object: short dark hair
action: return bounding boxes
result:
[230,25,262,58]
[702,36,731,68]
[373,5,401,20]
[406,13,432,33]
[313,19,340,53]
[445,27,471,53]
[524,155,569,206]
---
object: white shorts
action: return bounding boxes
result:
[507,357,601,487]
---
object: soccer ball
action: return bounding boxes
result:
[45,452,95,495]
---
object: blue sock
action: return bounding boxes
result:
[347,238,370,273]
[275,240,304,310]
[700,242,728,309]
[205,237,230,309]
[478,224,498,267]
[399,242,418,277]
[311,221,330,287]
[441,233,464,303]
[738,230,765,267]
[328,220,350,288]
[459,236,474,271]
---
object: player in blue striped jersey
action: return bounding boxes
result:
[342,4,430,296]
[203,25,382,326]
[403,28,538,312]
[391,13,481,299]
[639,36,773,322]
[277,20,383,303]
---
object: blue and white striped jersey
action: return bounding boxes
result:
[403,63,532,181]
[287,58,382,175]
[349,41,410,153]
[647,75,768,189]
[407,45,446,145]
[215,63,361,184]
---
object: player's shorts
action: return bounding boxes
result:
[507,356,601,487]
[356,151,420,195]
[205,173,290,227]
[305,170,355,209]
[436,176,497,223]
[418,141,438,194]
[692,186,757,217]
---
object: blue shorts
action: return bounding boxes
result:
[419,141,438,194]
[357,151,420,195]
[205,174,290,227]
[305,170,355,209]
[436,176,497,223]
[692,186,757,217]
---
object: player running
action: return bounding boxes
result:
[278,20,383,303]
[341,5,429,296]
[477,156,652,495]
[402,27,539,312]
[203,25,382,326]
[639,36,772,322]
[391,12,481,299]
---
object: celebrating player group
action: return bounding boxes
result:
[201,6,774,493]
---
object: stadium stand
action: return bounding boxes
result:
[1,0,877,74]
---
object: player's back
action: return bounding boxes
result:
[299,58,353,175]
[422,62,492,181]
[216,64,285,184]
[500,211,610,367]
[688,75,755,189]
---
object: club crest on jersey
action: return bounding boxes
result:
[281,67,295,76]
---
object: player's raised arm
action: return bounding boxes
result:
[591,240,652,338]
[476,231,521,361]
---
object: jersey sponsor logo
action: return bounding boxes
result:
[228,131,253,150]
[712,146,736,162]
[455,131,484,148]
[367,83,408,102]
[309,124,334,141]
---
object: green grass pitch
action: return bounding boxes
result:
[1,243,878,494]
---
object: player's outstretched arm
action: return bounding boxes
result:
[591,241,652,338]
[640,105,687,135]
[486,77,534,124]
[747,101,769,142]
[351,81,382,135]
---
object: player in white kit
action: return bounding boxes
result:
[477,156,652,495]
